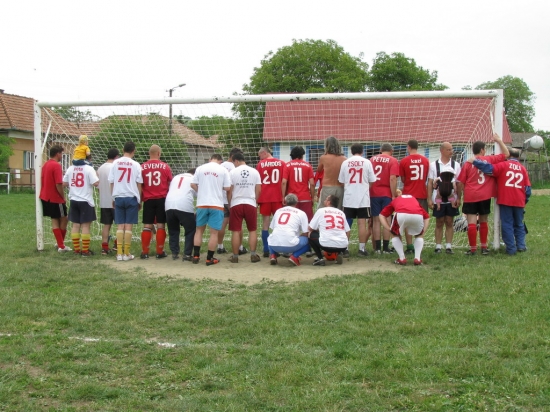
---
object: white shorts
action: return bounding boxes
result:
[391,213,425,236]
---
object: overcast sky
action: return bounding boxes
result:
[3,0,549,131]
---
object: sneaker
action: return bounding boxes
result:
[305,251,314,258]
[343,249,350,258]
[374,250,381,255]
[270,254,278,265]
[74,250,81,256]
[464,250,476,256]
[517,248,527,253]
[217,247,228,254]
[206,258,220,266]
[263,251,269,258]
[140,253,149,260]
[405,248,415,255]
[101,249,110,256]
[413,258,423,266]
[182,255,193,262]
[238,247,249,255]
[434,248,442,254]
[481,248,489,256]
[192,256,200,264]
[250,254,261,263]
[122,254,135,261]
[228,255,239,263]
[394,258,407,266]
[288,255,301,266]
[81,250,94,257]
[446,248,454,255]
[111,245,118,252]
[336,253,343,265]
[358,249,368,256]
[383,249,394,254]
[156,251,168,259]
[116,254,123,261]
[312,258,326,266]
[172,253,179,260]
[58,246,72,252]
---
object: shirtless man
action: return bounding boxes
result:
[316,136,346,210]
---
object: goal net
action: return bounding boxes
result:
[35,90,505,252]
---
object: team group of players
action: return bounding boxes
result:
[41,132,531,266]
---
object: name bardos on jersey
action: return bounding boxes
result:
[142,162,168,170]
[261,161,282,167]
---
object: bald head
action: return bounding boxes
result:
[149,145,161,159]
[440,142,453,161]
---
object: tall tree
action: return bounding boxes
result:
[476,76,535,133]
[0,135,14,170]
[367,52,447,92]
[51,107,100,124]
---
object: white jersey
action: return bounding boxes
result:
[165,173,196,213]
[221,160,235,204]
[108,156,143,202]
[428,158,462,203]
[338,155,376,208]
[309,206,350,248]
[96,161,114,208]
[63,165,99,207]
[268,206,309,247]
[230,165,261,208]
[191,161,231,208]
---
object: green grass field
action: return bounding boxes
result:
[1,194,549,411]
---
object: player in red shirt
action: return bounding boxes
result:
[282,146,315,221]
[256,146,286,257]
[471,148,531,255]
[39,145,71,251]
[398,139,429,254]
[379,191,430,266]
[370,143,399,254]
[140,145,173,259]
[456,133,509,255]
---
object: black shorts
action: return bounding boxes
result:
[344,207,371,220]
[432,203,460,218]
[142,198,167,224]
[462,199,492,216]
[100,208,115,225]
[68,201,97,224]
[41,199,68,219]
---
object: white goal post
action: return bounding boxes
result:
[34,90,504,252]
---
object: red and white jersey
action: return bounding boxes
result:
[268,206,309,247]
[256,157,286,203]
[399,154,429,199]
[370,153,399,198]
[40,159,65,204]
[221,160,235,204]
[141,159,173,201]
[63,165,99,207]
[309,207,350,248]
[380,195,430,219]
[491,160,531,207]
[192,161,231,208]
[230,165,261,207]
[338,155,376,208]
[165,173,196,213]
[108,156,143,202]
[284,159,314,201]
[457,154,506,203]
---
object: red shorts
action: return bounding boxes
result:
[259,202,283,217]
[229,204,258,232]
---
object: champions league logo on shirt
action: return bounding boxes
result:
[240,169,250,178]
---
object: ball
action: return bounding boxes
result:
[527,135,544,150]
[323,251,338,261]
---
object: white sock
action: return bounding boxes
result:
[218,244,223,249]
[239,245,244,251]
[446,243,452,249]
[414,238,424,260]
[436,244,442,250]
[392,237,405,260]
[359,243,365,251]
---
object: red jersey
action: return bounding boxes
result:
[370,154,399,198]
[256,157,286,203]
[40,159,65,203]
[457,154,506,203]
[399,154,429,199]
[380,195,430,219]
[491,160,531,207]
[284,159,314,201]
[141,160,173,201]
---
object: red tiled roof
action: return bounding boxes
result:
[263,99,512,144]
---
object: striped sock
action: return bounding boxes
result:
[81,234,91,253]
[71,233,81,252]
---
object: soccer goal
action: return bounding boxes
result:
[34,90,505,252]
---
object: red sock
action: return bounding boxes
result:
[479,222,489,248]
[102,242,109,252]
[61,229,67,241]
[52,228,64,248]
[467,224,477,251]
[141,229,152,254]
[156,228,166,254]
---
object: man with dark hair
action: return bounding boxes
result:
[470,147,531,255]
[282,146,315,221]
[97,148,120,255]
[108,141,143,261]
[317,136,346,209]
[456,133,509,255]
[40,145,71,252]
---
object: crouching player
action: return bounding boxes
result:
[379,190,430,266]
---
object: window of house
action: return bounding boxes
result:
[24,151,35,170]
[62,153,72,172]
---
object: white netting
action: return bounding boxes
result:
[35,92,502,251]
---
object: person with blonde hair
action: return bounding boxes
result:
[73,135,92,166]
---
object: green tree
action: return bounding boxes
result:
[0,135,14,170]
[367,52,447,92]
[476,76,535,133]
[51,107,100,124]
[186,116,235,139]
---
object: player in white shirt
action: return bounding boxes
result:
[63,163,99,256]
[165,169,197,261]
[107,141,143,261]
[338,143,376,256]
[190,154,231,266]
[308,195,351,266]
[267,194,310,266]
[227,152,262,263]
[96,148,120,255]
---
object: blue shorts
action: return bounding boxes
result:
[196,208,224,231]
[371,196,392,217]
[114,197,140,224]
